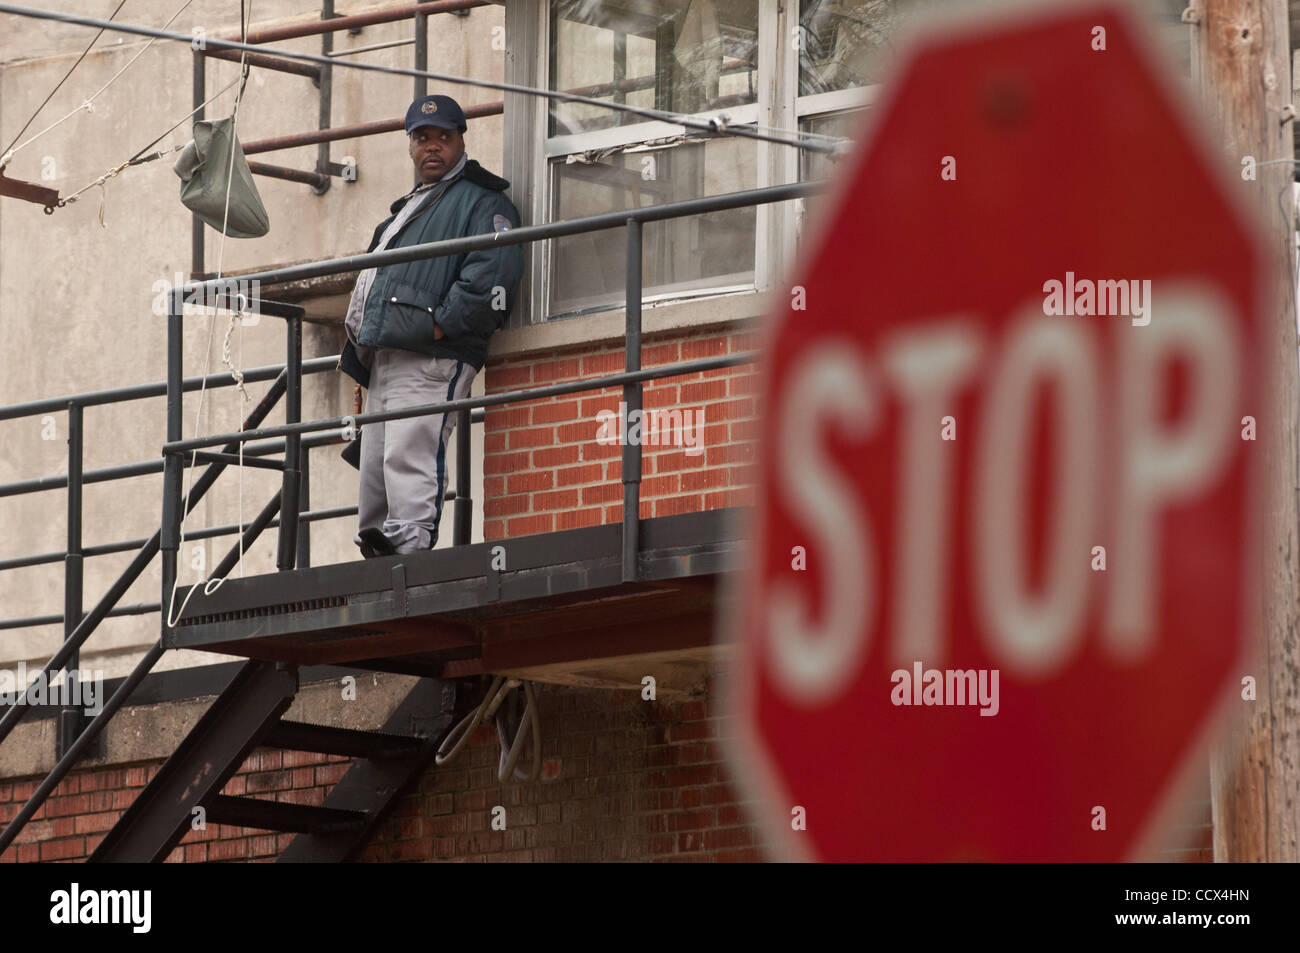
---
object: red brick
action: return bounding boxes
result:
[705,487,756,508]
[532,444,579,468]
[681,467,729,491]
[580,393,622,417]
[554,507,602,530]
[706,398,755,422]
[643,342,680,365]
[643,386,679,410]
[656,494,703,517]
[706,443,755,466]
[506,514,553,536]
[730,418,760,442]
[582,352,624,375]
[532,400,580,424]
[485,519,506,539]
[487,365,532,390]
[532,358,581,383]
[681,336,729,360]
[209,839,248,862]
[40,838,85,861]
[485,494,532,517]
[484,476,507,497]
[729,372,760,396]
[484,451,530,474]
[652,450,708,472]
[484,433,506,453]
[580,440,621,461]
[508,426,555,450]
[556,420,598,443]
[640,474,679,496]
[557,464,603,487]
[533,489,579,510]
[73,812,118,835]
[581,483,622,505]
[681,380,726,402]
[486,405,531,429]
[507,471,553,494]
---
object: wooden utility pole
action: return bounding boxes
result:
[1199,0,1300,862]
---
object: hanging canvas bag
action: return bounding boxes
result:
[172,116,270,238]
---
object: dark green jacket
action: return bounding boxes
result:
[340,159,523,387]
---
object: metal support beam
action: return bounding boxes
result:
[276,316,303,571]
[203,47,321,79]
[0,173,59,210]
[89,661,299,863]
[247,161,331,190]
[454,408,471,546]
[224,0,488,45]
[191,50,205,276]
[161,291,184,645]
[315,0,335,196]
[56,402,87,759]
[622,219,643,584]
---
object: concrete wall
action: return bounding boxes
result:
[0,2,507,679]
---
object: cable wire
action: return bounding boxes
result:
[0,2,846,156]
[1,0,196,171]
[0,0,129,165]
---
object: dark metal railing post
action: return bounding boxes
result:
[191,48,205,277]
[161,291,184,637]
[277,315,303,570]
[414,11,428,100]
[314,0,334,195]
[622,218,643,583]
[296,448,312,568]
[56,401,85,759]
[453,408,471,545]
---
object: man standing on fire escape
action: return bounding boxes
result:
[339,93,524,558]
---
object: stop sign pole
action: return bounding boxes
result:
[727,1,1273,862]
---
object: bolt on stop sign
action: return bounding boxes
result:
[727,2,1270,862]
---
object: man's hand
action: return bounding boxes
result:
[433,322,445,341]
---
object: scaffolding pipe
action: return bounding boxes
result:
[242,100,503,155]
[221,0,490,46]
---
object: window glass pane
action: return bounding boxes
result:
[799,109,865,238]
[549,137,758,316]
[550,0,760,137]
[798,0,897,95]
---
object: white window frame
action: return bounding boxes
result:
[501,0,878,328]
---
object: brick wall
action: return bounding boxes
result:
[363,676,766,862]
[481,325,760,541]
[0,676,770,863]
[0,749,352,863]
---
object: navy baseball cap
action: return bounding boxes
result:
[405,95,467,134]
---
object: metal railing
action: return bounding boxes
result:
[0,178,820,856]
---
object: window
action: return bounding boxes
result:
[544,0,762,319]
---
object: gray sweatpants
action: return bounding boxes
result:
[355,348,476,554]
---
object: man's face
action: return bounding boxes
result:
[409,125,465,184]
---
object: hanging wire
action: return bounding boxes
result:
[54,73,242,211]
[0,0,129,167]
[0,2,846,157]
[167,0,256,628]
[1,0,197,171]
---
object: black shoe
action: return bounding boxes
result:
[358,527,397,559]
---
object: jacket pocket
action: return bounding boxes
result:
[376,279,441,351]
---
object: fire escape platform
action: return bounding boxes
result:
[169,507,747,690]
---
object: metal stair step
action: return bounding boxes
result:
[206,795,369,834]
[262,719,424,759]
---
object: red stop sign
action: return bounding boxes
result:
[727,3,1267,862]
